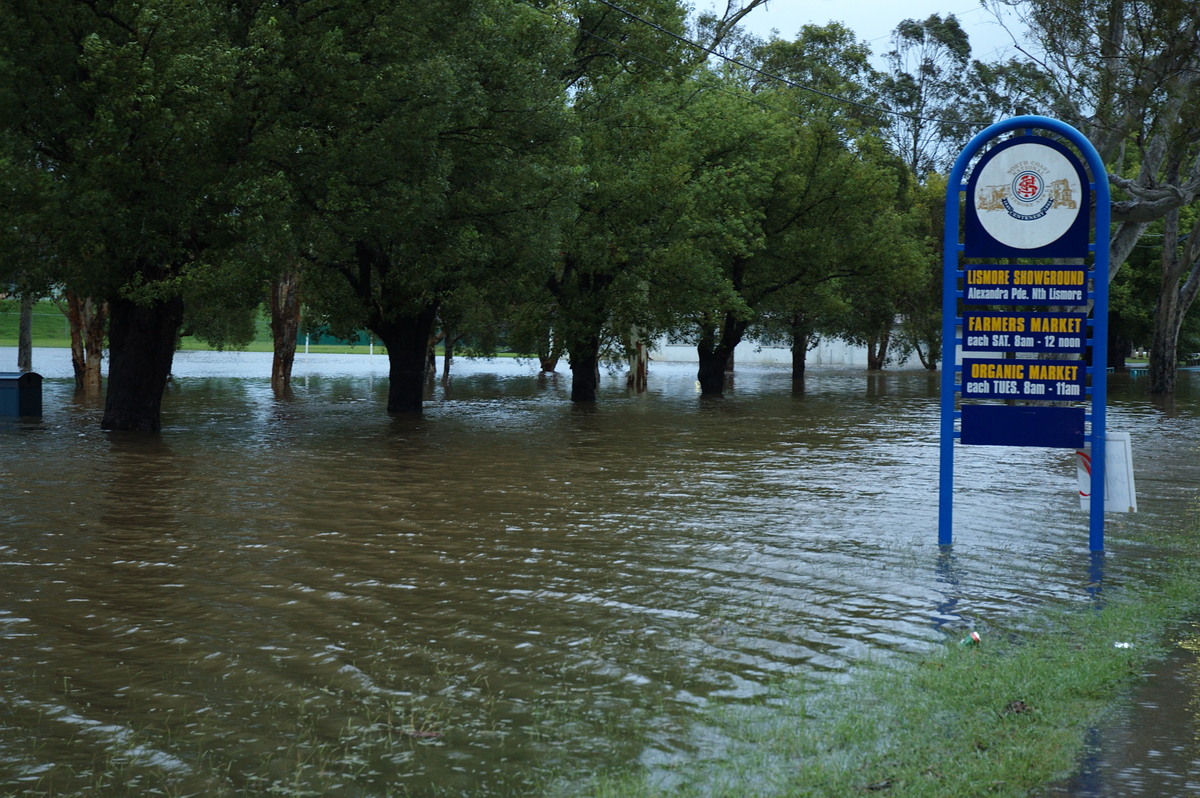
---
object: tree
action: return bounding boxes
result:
[60,292,107,394]
[536,0,785,403]
[993,0,1200,392]
[254,0,575,414]
[552,76,703,402]
[750,22,886,133]
[681,91,915,393]
[1146,184,1200,393]
[894,174,947,370]
[0,0,269,430]
[879,14,973,178]
[541,0,698,402]
[268,268,301,397]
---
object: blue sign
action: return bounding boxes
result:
[939,116,1110,552]
[962,312,1089,353]
[961,358,1087,399]
[962,266,1089,306]
[961,405,1085,448]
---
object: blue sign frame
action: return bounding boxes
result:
[939,116,1110,552]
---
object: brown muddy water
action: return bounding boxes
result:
[2,348,1199,796]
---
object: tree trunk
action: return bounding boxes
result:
[101,296,185,432]
[547,259,613,401]
[1147,199,1200,395]
[269,269,301,397]
[790,316,813,381]
[912,340,932,370]
[370,305,439,414]
[442,329,453,381]
[63,291,107,395]
[626,329,648,393]
[866,326,891,371]
[696,346,729,394]
[1147,297,1182,395]
[425,332,438,380]
[17,294,33,373]
[1109,326,1131,372]
[539,328,560,372]
[696,313,748,395]
[568,335,601,402]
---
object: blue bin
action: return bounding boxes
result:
[0,372,42,417]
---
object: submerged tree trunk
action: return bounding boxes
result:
[696,346,728,394]
[1147,301,1182,395]
[912,339,936,371]
[1109,327,1132,372]
[789,314,815,382]
[425,332,438,380]
[370,305,439,414]
[538,327,560,373]
[626,329,648,393]
[63,292,107,394]
[269,269,302,397]
[866,326,891,371]
[568,333,601,402]
[548,259,613,403]
[17,294,33,373]
[1147,201,1200,395]
[101,296,185,432]
[696,313,749,395]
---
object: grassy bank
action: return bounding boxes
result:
[582,524,1200,798]
[0,302,374,354]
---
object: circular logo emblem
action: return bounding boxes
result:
[973,142,1082,250]
[1011,171,1044,202]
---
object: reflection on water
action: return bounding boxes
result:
[1046,627,1200,798]
[2,350,1200,795]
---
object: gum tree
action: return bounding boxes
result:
[880,14,973,179]
[546,0,707,402]
[992,0,1200,392]
[539,0,777,402]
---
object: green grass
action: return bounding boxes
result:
[575,527,1200,798]
[0,303,73,346]
[0,303,531,357]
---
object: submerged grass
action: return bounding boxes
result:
[584,523,1200,798]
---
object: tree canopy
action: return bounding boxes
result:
[5,0,1200,430]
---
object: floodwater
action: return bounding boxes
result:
[1046,636,1200,797]
[2,348,1199,796]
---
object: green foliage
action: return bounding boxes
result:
[673,73,918,368]
[880,13,976,177]
[750,23,886,133]
[0,0,274,334]
[256,0,576,341]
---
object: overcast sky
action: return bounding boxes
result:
[708,0,1027,63]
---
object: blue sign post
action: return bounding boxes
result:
[939,116,1110,551]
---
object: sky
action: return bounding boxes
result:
[706,0,1028,64]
